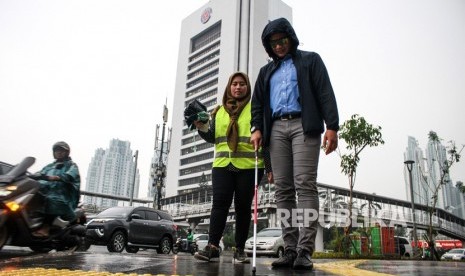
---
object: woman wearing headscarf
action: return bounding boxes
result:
[192,72,270,263]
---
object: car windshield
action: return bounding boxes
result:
[257,229,282,237]
[97,207,133,218]
[449,249,464,254]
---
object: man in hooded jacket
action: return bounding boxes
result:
[250,18,339,270]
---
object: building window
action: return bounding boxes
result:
[186,69,219,89]
[181,142,214,155]
[180,151,214,165]
[180,163,212,176]
[188,59,220,80]
[189,42,220,64]
[185,79,218,98]
[184,89,218,108]
[182,134,202,145]
[179,173,212,187]
[191,21,221,53]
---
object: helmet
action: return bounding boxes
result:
[53,141,70,151]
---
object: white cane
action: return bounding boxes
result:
[252,149,258,276]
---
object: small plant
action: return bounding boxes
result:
[337,114,384,256]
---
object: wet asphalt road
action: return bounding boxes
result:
[1,246,464,275]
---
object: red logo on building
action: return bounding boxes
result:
[201,7,212,24]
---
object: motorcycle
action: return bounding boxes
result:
[172,237,198,255]
[0,157,87,253]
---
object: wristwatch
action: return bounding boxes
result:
[250,126,259,134]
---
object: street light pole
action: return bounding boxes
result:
[405,160,419,257]
[129,150,138,206]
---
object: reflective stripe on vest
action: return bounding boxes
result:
[213,103,264,169]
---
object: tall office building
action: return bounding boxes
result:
[165,0,292,196]
[85,139,140,208]
[425,136,451,210]
[404,136,428,205]
[404,136,464,219]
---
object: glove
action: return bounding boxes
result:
[196,111,209,123]
[184,100,207,130]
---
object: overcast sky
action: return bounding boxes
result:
[1,0,464,201]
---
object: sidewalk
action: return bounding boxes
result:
[1,247,465,276]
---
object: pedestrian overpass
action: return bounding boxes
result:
[159,182,465,244]
[81,181,465,250]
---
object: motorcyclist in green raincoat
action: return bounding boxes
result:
[33,141,80,237]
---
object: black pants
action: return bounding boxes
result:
[208,166,264,249]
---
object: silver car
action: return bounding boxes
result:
[244,227,284,258]
[441,248,465,261]
[194,233,224,254]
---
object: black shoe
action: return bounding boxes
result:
[293,249,313,270]
[233,247,250,263]
[194,244,220,262]
[272,250,297,268]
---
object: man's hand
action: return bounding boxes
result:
[250,130,262,151]
[323,129,338,155]
[267,172,274,184]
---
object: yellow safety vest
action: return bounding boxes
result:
[213,103,264,169]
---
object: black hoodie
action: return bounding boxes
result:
[251,18,339,147]
[261,17,300,61]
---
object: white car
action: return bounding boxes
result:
[193,233,224,254]
[244,227,284,258]
[394,236,413,258]
[441,248,465,261]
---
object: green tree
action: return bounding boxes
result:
[422,131,463,260]
[337,114,384,255]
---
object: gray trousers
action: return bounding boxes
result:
[270,118,320,255]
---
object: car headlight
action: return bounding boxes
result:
[92,218,114,223]
[266,240,275,245]
[94,228,104,237]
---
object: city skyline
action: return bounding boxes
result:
[1,0,464,201]
[404,135,464,219]
[85,138,140,208]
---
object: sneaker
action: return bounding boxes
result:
[194,244,220,262]
[293,249,313,270]
[271,250,297,268]
[233,248,250,263]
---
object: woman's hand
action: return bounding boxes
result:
[194,120,209,132]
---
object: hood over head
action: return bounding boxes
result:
[261,17,299,61]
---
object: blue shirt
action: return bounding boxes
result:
[270,56,301,117]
